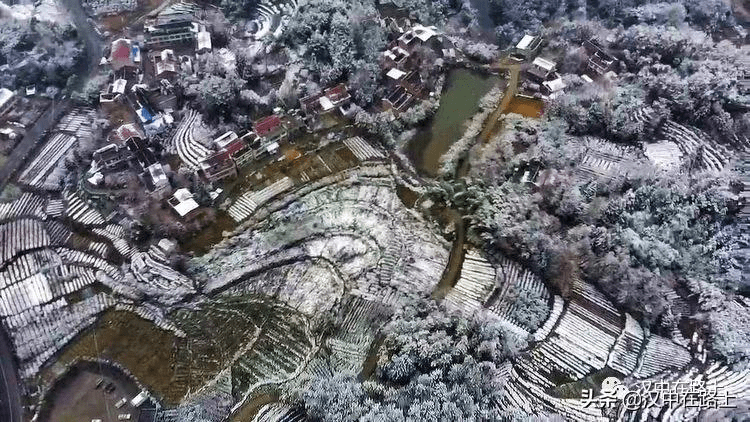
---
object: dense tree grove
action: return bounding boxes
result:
[544,19,749,144]
[460,112,746,350]
[300,301,540,421]
[487,0,736,48]
[278,0,387,105]
[0,17,83,91]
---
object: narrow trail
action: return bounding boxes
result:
[478,62,520,144]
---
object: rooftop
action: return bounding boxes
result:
[170,188,199,217]
[386,68,407,80]
[213,131,239,149]
[112,79,127,95]
[517,34,537,50]
[110,39,140,71]
[254,115,282,137]
[0,88,15,109]
[197,30,212,52]
[532,57,556,72]
[109,123,144,144]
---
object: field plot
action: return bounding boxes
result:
[17,134,76,191]
[18,108,97,191]
[634,109,734,172]
[326,294,391,375]
[47,310,182,403]
[0,191,132,381]
[228,138,379,223]
[52,296,314,408]
[574,137,643,183]
[170,109,210,170]
[196,163,449,305]
[444,249,496,314]
[249,0,300,39]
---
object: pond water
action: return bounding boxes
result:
[406,69,499,177]
[506,96,545,118]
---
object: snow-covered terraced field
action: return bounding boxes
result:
[171,109,211,170]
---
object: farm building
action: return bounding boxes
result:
[527,57,557,82]
[200,149,237,183]
[147,163,170,191]
[0,88,17,116]
[144,2,200,48]
[92,143,131,172]
[583,38,617,76]
[169,188,199,218]
[254,115,288,145]
[153,49,181,80]
[196,28,212,53]
[513,34,543,60]
[542,77,566,98]
[397,24,440,51]
[300,84,352,126]
[382,45,410,68]
[109,38,141,73]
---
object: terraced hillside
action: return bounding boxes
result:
[0,191,130,380]
[439,251,750,421]
[634,108,735,172]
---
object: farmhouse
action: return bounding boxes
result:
[196,28,212,53]
[147,163,170,191]
[92,143,131,172]
[254,115,287,147]
[200,148,237,183]
[527,57,557,82]
[108,123,144,144]
[144,2,200,48]
[299,84,352,126]
[168,188,199,218]
[513,34,543,60]
[99,78,127,107]
[382,45,410,68]
[583,38,617,76]
[109,38,142,74]
[213,131,254,167]
[0,88,17,117]
[397,24,440,51]
[542,77,566,99]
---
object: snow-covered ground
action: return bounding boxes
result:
[0,0,70,24]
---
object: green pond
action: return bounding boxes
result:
[406,69,499,177]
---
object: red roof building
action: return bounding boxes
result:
[324,84,350,104]
[253,115,288,144]
[200,149,237,182]
[254,115,282,137]
[109,39,141,71]
[108,123,144,144]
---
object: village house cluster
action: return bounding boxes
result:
[379,21,458,113]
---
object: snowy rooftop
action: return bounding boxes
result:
[412,25,437,42]
[543,77,566,92]
[170,188,199,217]
[112,79,127,95]
[213,131,239,149]
[533,57,556,72]
[0,88,15,109]
[197,31,212,52]
[516,34,536,50]
[386,68,407,80]
[319,96,334,111]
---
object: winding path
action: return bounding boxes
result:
[478,62,520,143]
